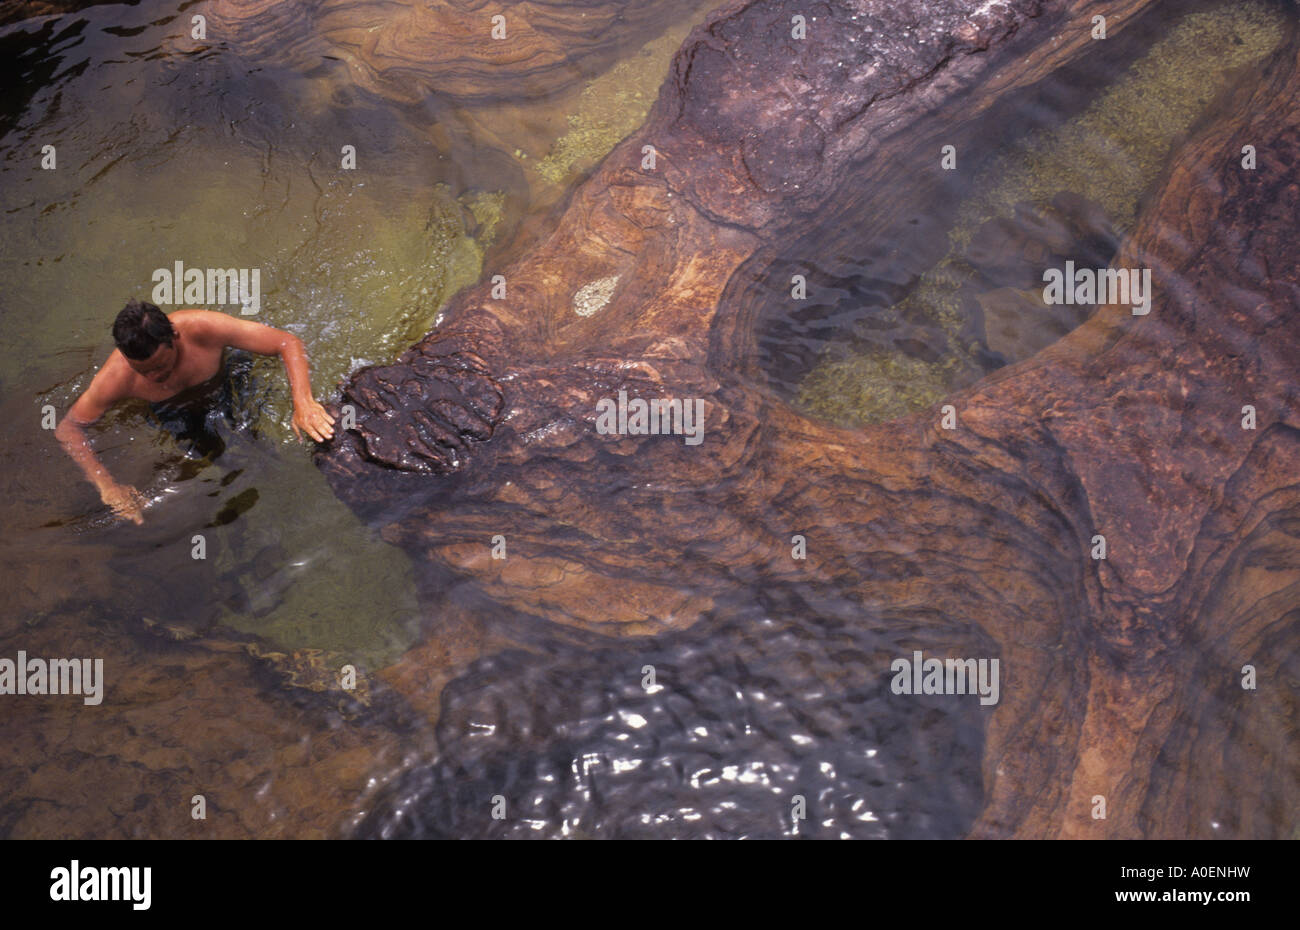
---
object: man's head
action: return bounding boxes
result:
[113,298,178,383]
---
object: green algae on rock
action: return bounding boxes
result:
[247,181,504,447]
[953,0,1287,242]
[534,19,705,187]
[798,353,956,425]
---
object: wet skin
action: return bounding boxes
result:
[55,309,335,524]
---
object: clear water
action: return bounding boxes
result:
[0,0,1291,838]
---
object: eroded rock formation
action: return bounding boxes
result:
[316,0,1299,838]
[203,0,705,103]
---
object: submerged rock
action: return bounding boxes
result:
[963,192,1121,361]
[204,0,706,104]
[317,0,1300,840]
[355,606,986,839]
[974,286,1078,361]
[965,193,1120,294]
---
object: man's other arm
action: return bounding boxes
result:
[197,313,335,442]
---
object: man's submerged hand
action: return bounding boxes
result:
[292,397,336,443]
[101,482,146,525]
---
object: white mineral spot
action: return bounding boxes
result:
[572,274,620,316]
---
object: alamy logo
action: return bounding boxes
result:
[1042,262,1152,315]
[152,261,261,314]
[50,861,150,910]
[0,651,103,705]
[889,650,999,705]
[595,389,705,445]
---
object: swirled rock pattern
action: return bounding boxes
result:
[202,0,705,103]
[318,0,1299,838]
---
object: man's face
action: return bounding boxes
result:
[127,341,179,383]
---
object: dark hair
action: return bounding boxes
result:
[112,298,176,360]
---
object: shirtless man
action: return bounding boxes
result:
[56,298,336,524]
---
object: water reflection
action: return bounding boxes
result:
[357,594,988,839]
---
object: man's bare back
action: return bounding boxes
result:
[57,303,335,524]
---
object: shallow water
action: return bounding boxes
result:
[0,0,710,666]
[0,0,1293,839]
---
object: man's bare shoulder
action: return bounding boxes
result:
[172,309,286,354]
[169,309,227,343]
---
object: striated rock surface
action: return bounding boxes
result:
[316,0,1299,838]
[202,0,706,103]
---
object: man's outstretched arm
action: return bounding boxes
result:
[55,375,146,524]
[198,313,335,442]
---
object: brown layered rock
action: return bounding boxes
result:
[317,0,1298,838]
[202,0,705,103]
